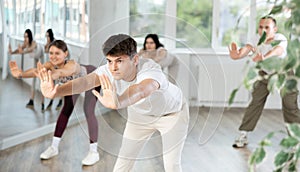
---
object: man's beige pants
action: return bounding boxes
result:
[113,100,189,172]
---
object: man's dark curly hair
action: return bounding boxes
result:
[102,34,137,59]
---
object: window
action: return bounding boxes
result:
[6,0,89,43]
[129,0,286,50]
[176,0,213,48]
[129,0,166,49]
[215,0,249,48]
[4,0,14,34]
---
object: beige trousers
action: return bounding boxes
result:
[113,100,189,172]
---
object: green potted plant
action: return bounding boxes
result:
[228,0,300,171]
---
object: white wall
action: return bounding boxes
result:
[173,51,299,109]
[88,0,129,66]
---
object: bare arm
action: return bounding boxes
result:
[38,63,101,99]
[252,45,285,62]
[264,46,284,59]
[21,68,38,78]
[92,74,159,109]
[50,60,81,80]
[56,72,101,97]
[118,79,159,108]
[44,42,51,53]
[228,42,253,60]
[9,44,22,54]
[9,60,38,78]
[139,48,167,63]
[20,41,37,54]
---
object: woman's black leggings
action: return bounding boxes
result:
[54,65,100,143]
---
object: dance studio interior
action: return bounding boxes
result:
[1,0,300,171]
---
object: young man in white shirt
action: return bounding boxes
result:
[228,16,300,148]
[38,34,189,172]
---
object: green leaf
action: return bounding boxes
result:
[249,147,266,165]
[284,57,296,71]
[296,147,300,159]
[255,147,266,164]
[269,5,283,15]
[260,57,282,72]
[274,150,289,166]
[274,167,284,172]
[284,20,293,31]
[280,137,299,148]
[257,31,267,46]
[243,67,258,89]
[248,152,256,165]
[228,88,239,106]
[266,131,275,139]
[285,79,297,91]
[276,74,285,89]
[271,40,282,47]
[288,161,296,172]
[295,65,300,78]
[260,138,272,147]
[267,75,277,93]
[247,67,258,80]
[288,123,300,139]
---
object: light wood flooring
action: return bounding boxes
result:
[0,73,298,172]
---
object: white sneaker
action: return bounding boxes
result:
[82,151,99,166]
[232,134,248,148]
[40,146,59,159]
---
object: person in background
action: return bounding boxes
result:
[8,29,45,111]
[138,33,179,84]
[44,29,63,111]
[9,40,101,166]
[228,16,300,148]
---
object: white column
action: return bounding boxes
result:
[248,0,256,41]
[211,0,220,49]
[88,0,129,66]
[164,0,176,50]
[1,1,8,79]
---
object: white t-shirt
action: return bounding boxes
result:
[247,33,288,58]
[93,58,183,116]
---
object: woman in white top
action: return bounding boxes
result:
[138,34,179,84]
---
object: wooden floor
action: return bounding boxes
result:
[0,74,298,172]
[0,75,61,139]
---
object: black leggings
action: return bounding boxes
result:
[54,65,100,143]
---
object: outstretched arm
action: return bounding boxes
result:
[9,61,23,78]
[38,63,101,98]
[252,45,285,62]
[139,48,167,63]
[18,41,37,54]
[9,60,37,78]
[92,74,159,109]
[228,42,253,60]
[50,60,81,80]
[9,44,22,55]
